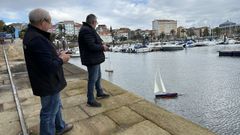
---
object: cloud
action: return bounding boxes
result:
[0,0,239,29]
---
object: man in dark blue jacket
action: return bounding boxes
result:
[78,14,110,107]
[23,8,73,135]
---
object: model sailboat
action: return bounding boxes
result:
[154,71,178,98]
[105,52,113,72]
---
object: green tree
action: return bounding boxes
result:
[237,28,240,35]
[181,29,186,39]
[0,20,5,32]
[212,27,221,37]
[57,24,65,39]
[149,31,156,41]
[19,28,27,39]
[203,28,209,37]
[187,28,195,37]
[159,32,165,41]
[170,29,176,40]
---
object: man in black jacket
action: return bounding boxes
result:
[23,8,73,135]
[78,14,109,107]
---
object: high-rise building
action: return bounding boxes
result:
[152,20,177,36]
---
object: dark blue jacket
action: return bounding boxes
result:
[23,24,66,96]
[78,22,105,66]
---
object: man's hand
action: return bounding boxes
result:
[102,44,109,51]
[59,51,71,63]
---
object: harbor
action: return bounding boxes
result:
[0,40,216,135]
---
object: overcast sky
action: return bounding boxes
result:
[0,0,239,30]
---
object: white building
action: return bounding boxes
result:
[74,23,82,36]
[63,21,75,35]
[152,20,177,36]
[56,21,75,36]
[55,21,83,36]
[96,24,112,43]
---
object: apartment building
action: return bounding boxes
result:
[152,19,177,36]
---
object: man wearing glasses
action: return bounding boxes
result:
[23,8,73,135]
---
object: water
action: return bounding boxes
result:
[69,45,240,135]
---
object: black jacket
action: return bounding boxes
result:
[23,24,66,96]
[78,22,105,66]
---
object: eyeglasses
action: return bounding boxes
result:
[43,18,51,24]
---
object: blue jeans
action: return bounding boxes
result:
[40,93,66,135]
[87,64,104,102]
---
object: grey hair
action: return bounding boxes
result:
[29,8,50,25]
[86,14,97,24]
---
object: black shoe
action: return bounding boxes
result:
[56,124,73,135]
[87,101,102,107]
[97,93,110,99]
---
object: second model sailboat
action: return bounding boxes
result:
[154,71,178,98]
[105,52,113,72]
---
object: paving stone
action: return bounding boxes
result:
[105,106,145,128]
[3,79,10,85]
[62,106,89,123]
[28,124,39,135]
[113,120,171,135]
[63,69,73,76]
[3,96,38,111]
[62,94,87,108]
[66,114,118,135]
[0,109,19,124]
[17,88,33,99]
[21,96,40,106]
[25,115,40,129]
[60,92,68,98]
[3,101,16,111]
[0,74,8,81]
[129,101,215,135]
[65,89,86,97]
[0,121,21,135]
[0,85,12,93]
[63,79,87,91]
[22,104,41,119]
[0,91,14,104]
[102,80,125,96]
[80,92,143,116]
[63,64,84,74]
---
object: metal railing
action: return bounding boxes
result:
[2,45,28,135]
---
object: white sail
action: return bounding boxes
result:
[154,71,166,93]
[105,52,113,72]
[154,73,160,93]
[159,72,166,93]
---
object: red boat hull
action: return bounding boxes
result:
[155,93,178,98]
